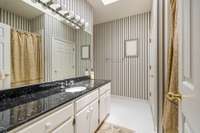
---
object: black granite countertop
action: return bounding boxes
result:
[0,76,110,133]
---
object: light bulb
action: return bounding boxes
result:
[39,0,51,4]
[80,19,85,24]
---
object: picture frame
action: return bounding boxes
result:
[124,39,138,57]
[81,45,90,59]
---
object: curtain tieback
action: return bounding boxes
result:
[167,92,182,104]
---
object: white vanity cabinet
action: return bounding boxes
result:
[75,82,111,133]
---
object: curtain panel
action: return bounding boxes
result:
[11,29,44,87]
[162,0,180,133]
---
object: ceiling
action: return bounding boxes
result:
[87,0,152,24]
[0,0,43,19]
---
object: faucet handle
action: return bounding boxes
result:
[69,80,74,86]
[65,80,68,86]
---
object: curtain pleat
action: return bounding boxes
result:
[162,0,179,133]
[11,29,43,87]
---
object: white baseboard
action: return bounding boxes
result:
[111,95,148,102]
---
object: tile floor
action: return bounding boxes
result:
[106,96,155,133]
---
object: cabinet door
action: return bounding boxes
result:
[89,99,98,133]
[106,90,111,115]
[75,106,90,133]
[99,94,107,123]
[52,118,74,133]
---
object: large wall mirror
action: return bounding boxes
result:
[0,0,92,90]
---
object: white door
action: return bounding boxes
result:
[179,0,200,132]
[89,100,98,133]
[52,118,74,133]
[0,23,10,90]
[52,38,75,81]
[75,106,90,133]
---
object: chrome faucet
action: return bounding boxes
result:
[65,80,68,87]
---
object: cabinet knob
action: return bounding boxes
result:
[45,122,52,129]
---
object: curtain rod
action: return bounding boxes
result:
[11,28,41,37]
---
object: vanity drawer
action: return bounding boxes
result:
[17,104,74,133]
[100,83,111,96]
[75,90,98,113]
[52,118,74,133]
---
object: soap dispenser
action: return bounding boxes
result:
[90,68,94,80]
[84,69,89,76]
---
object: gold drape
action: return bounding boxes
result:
[11,29,44,87]
[162,0,179,133]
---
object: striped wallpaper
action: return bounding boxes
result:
[30,15,44,33]
[0,8,31,31]
[94,12,150,99]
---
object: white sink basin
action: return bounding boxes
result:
[65,87,87,93]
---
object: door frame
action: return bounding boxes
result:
[178,0,183,132]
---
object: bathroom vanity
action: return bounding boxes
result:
[0,77,111,133]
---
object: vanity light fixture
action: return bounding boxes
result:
[75,15,81,22]
[67,11,75,19]
[101,0,120,5]
[59,10,69,16]
[80,19,85,25]
[71,23,75,27]
[48,0,61,10]
[65,20,70,24]
[50,3,61,10]
[75,26,80,29]
[37,0,85,30]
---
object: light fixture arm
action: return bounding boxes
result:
[38,0,84,29]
